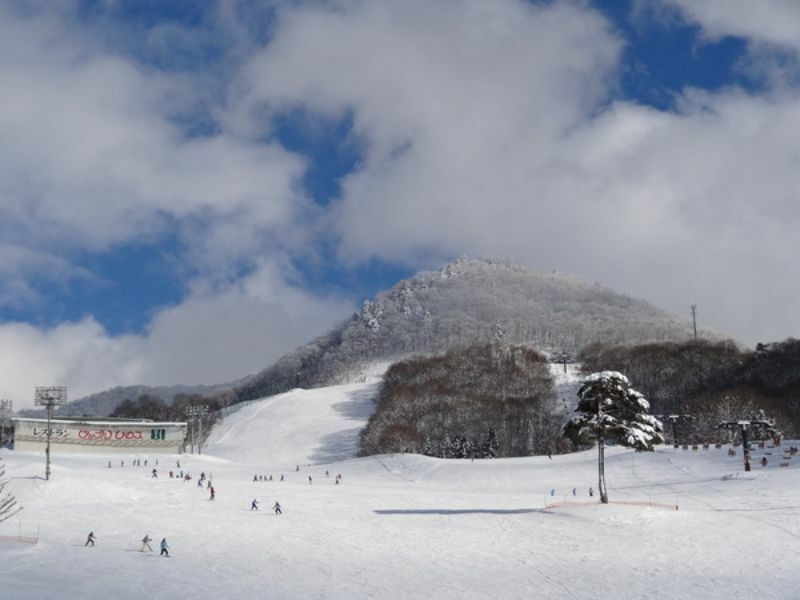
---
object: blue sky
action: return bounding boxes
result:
[2,0,800,407]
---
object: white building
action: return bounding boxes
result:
[11,418,187,454]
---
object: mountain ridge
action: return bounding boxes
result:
[233,257,706,403]
[40,257,712,416]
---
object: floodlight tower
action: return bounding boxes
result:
[34,387,67,481]
[184,405,209,455]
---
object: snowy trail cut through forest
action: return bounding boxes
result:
[2,376,799,599]
[205,378,380,467]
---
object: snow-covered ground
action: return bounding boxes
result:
[2,381,799,599]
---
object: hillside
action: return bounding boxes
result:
[19,382,237,419]
[235,257,701,403]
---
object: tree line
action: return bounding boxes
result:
[579,338,800,441]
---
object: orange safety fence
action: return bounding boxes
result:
[545,499,679,511]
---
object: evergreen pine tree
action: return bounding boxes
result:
[563,371,663,504]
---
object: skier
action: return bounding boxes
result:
[295,465,299,472]
[169,470,174,478]
[280,474,284,482]
[325,470,329,478]
[160,538,169,557]
[152,468,158,478]
[308,476,312,485]
[273,501,282,515]
[209,486,216,500]
[141,534,153,552]
[572,488,576,497]
[176,460,181,468]
[251,499,259,511]
[85,531,96,547]
[761,456,768,468]
[197,478,203,488]
[589,487,594,497]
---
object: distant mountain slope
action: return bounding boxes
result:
[235,257,704,403]
[18,382,235,419]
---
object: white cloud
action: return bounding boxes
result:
[0,259,354,410]
[3,0,800,409]
[0,2,308,293]
[653,0,800,51]
[234,0,800,345]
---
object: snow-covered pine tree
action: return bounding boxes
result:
[422,436,434,456]
[483,429,498,458]
[563,371,663,504]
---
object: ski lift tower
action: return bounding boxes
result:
[660,414,695,447]
[184,405,209,455]
[34,386,67,480]
[718,418,778,472]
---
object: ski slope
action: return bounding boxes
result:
[205,379,380,468]
[2,379,799,599]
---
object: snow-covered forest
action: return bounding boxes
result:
[580,338,800,440]
[360,344,562,458]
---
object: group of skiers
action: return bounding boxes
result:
[140,534,170,556]
[107,458,159,468]
[251,471,342,485]
[85,532,170,557]
[250,499,282,514]
[253,474,284,482]
[549,487,594,497]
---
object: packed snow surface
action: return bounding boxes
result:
[2,380,799,599]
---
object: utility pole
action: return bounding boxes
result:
[691,305,697,341]
[34,387,67,481]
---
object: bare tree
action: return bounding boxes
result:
[0,457,22,524]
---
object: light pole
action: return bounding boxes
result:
[34,387,67,481]
[184,405,209,455]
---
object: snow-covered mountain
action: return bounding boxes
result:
[51,257,707,416]
[234,257,703,403]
